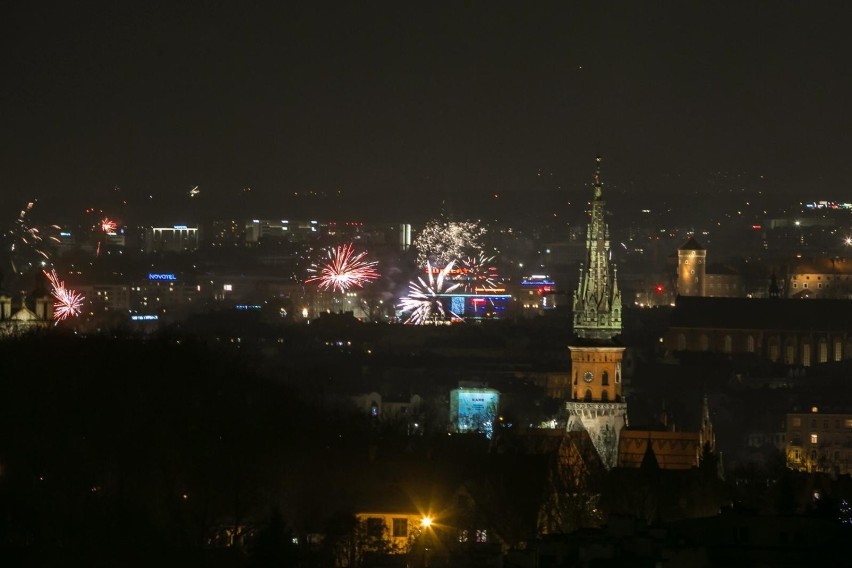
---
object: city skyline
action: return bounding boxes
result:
[3,2,852,221]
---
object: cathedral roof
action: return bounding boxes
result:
[10,307,40,321]
[790,256,852,275]
[669,295,852,331]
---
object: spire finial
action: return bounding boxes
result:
[593,155,603,198]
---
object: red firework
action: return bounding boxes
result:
[43,269,85,321]
[306,243,379,293]
[100,217,118,233]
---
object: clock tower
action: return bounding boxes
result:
[566,157,628,469]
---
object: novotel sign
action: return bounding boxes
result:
[148,273,177,281]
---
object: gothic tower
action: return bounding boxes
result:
[677,237,706,296]
[566,156,628,469]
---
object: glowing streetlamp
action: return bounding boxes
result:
[420,516,433,528]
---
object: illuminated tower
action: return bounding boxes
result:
[677,237,706,296]
[566,156,628,469]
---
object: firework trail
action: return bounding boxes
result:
[460,253,500,292]
[398,261,463,325]
[305,243,379,293]
[43,269,85,321]
[6,201,49,274]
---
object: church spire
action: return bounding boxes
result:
[572,156,623,341]
[593,155,603,198]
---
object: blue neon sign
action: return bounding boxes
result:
[148,273,177,281]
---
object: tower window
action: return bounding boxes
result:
[601,390,609,402]
[602,371,609,386]
[584,389,592,402]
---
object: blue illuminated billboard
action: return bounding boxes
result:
[450,388,499,439]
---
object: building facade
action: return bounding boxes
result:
[786,406,852,474]
[677,237,706,297]
[664,295,852,365]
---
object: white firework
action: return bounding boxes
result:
[413,219,486,267]
[398,261,463,324]
[459,253,500,292]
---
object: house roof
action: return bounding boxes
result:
[678,237,705,251]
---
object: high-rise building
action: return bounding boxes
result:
[566,157,628,469]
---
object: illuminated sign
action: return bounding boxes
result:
[426,266,469,275]
[450,388,499,439]
[131,315,159,321]
[173,225,188,229]
[148,273,177,281]
[235,304,262,310]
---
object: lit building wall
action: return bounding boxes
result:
[144,225,199,253]
[354,512,425,552]
[677,242,706,297]
[786,408,852,474]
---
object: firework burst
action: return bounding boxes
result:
[413,219,486,267]
[306,243,379,293]
[100,217,118,233]
[44,269,85,321]
[460,253,500,292]
[398,261,463,325]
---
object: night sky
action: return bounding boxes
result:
[2,1,851,222]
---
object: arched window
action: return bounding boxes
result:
[615,372,621,384]
[835,338,843,362]
[802,343,811,367]
[785,341,796,365]
[818,340,828,364]
[602,371,609,386]
[601,390,609,402]
[746,335,755,353]
[699,334,709,351]
[723,335,733,353]
[769,340,779,362]
[584,389,593,402]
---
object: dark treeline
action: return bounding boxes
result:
[0,331,382,565]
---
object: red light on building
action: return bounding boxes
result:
[654,285,664,293]
[752,225,762,230]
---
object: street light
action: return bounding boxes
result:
[420,516,433,528]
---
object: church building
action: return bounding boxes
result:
[566,158,713,471]
[565,157,628,469]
